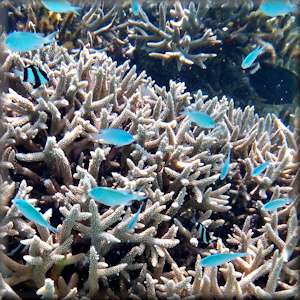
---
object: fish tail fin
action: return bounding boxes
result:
[137,196,147,202]
[180,108,189,116]
[135,188,147,202]
[258,45,265,54]
[45,31,58,44]
[48,224,59,234]
[291,3,297,11]
[73,6,81,15]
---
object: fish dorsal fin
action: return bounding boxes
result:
[45,31,58,44]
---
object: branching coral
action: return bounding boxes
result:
[126,0,299,123]
[2,0,298,118]
[128,0,221,70]
[0,0,126,56]
[0,24,299,300]
[128,0,299,73]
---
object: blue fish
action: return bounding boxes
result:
[42,0,80,14]
[13,198,59,233]
[259,0,296,17]
[252,161,270,177]
[96,128,135,147]
[88,187,146,207]
[132,0,140,16]
[262,198,292,211]
[127,205,143,230]
[16,65,49,88]
[242,46,265,69]
[220,149,230,180]
[200,252,251,267]
[5,31,57,53]
[183,111,216,129]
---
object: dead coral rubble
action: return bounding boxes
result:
[0,40,299,299]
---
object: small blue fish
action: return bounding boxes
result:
[127,205,143,230]
[200,252,251,267]
[220,150,230,180]
[5,31,57,53]
[96,128,135,147]
[88,187,146,207]
[259,0,296,17]
[183,111,216,129]
[196,223,210,245]
[252,161,270,177]
[16,65,49,88]
[42,0,80,14]
[132,0,140,16]
[242,46,265,69]
[262,198,292,211]
[13,198,58,233]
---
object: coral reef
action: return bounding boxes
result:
[127,0,299,71]
[128,0,221,70]
[0,34,299,299]
[1,0,299,115]
[0,0,126,56]
[126,0,299,122]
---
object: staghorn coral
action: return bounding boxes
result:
[127,0,299,124]
[0,32,299,300]
[128,0,221,70]
[127,0,299,71]
[0,0,127,56]
[2,0,299,118]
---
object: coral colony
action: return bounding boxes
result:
[0,0,299,299]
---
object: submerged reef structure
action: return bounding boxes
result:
[127,0,299,71]
[1,0,299,114]
[127,0,299,119]
[0,0,126,57]
[129,0,221,70]
[0,32,299,299]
